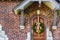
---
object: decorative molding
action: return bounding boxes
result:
[52,26,57,30]
[20,26,25,30]
[52,10,58,30]
[20,10,25,30]
[14,0,60,13]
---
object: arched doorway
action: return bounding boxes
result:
[30,15,47,40]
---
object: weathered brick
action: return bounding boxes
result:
[0,1,60,40]
[0,2,26,40]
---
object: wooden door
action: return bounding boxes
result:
[32,16,46,40]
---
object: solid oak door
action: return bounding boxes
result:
[32,16,46,40]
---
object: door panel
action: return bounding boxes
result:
[32,16,46,40]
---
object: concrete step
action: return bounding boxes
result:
[0,31,5,36]
[0,37,4,40]
[0,24,2,31]
[0,24,8,40]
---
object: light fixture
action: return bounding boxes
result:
[37,1,41,15]
[36,2,41,33]
[37,9,40,15]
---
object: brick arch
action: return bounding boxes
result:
[30,14,48,27]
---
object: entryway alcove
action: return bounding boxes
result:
[30,15,47,40]
[14,1,55,40]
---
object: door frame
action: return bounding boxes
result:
[29,14,48,40]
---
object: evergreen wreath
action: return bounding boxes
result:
[32,22,45,34]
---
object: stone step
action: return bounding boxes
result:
[0,24,8,40]
[0,31,5,36]
[0,36,8,40]
[0,37,4,40]
[0,24,2,31]
[4,37,8,40]
[47,37,53,40]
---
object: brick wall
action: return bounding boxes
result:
[0,2,27,40]
[53,20,60,40]
[0,1,60,40]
